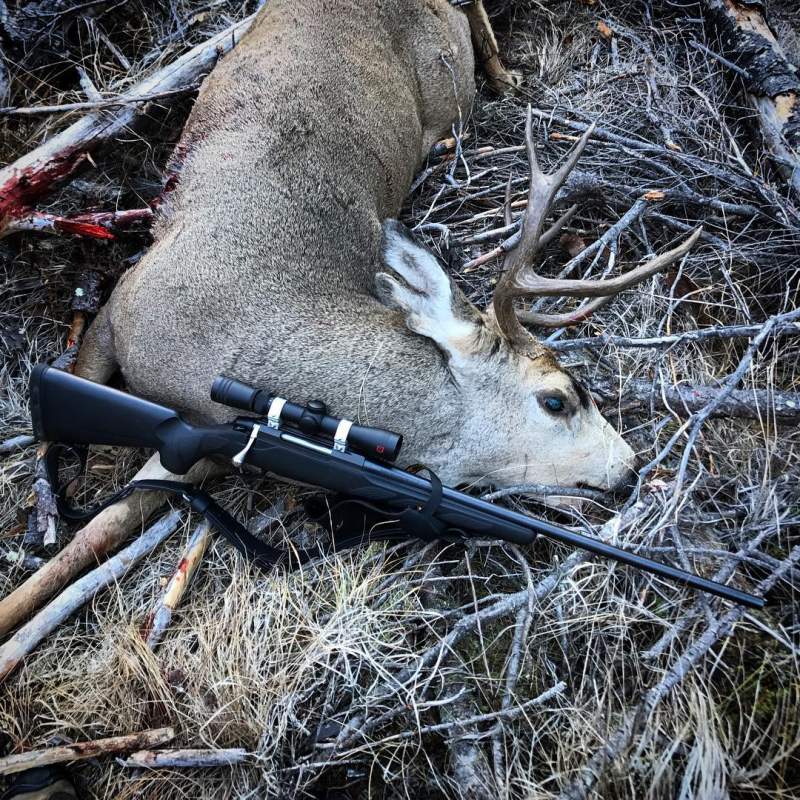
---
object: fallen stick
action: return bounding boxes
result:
[0,85,199,116]
[0,434,35,454]
[0,510,183,683]
[700,0,800,197]
[119,747,247,769]
[30,446,58,548]
[0,454,214,641]
[142,520,211,650]
[0,727,174,775]
[0,11,258,234]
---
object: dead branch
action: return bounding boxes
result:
[29,446,58,548]
[0,12,258,235]
[559,545,800,800]
[549,319,800,352]
[0,85,199,116]
[641,522,779,661]
[0,510,183,683]
[0,435,35,454]
[0,454,214,640]
[0,728,174,775]
[700,0,800,197]
[594,376,800,424]
[480,484,607,502]
[142,520,211,650]
[118,748,247,769]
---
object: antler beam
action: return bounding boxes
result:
[490,105,703,339]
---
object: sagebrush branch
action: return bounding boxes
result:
[560,544,800,800]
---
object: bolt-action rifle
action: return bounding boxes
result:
[29,365,764,609]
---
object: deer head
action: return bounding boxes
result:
[377,106,701,496]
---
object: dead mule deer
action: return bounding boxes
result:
[73,0,701,495]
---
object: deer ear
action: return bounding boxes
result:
[376,220,482,361]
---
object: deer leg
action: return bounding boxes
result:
[463,2,522,95]
[73,305,118,384]
[0,453,223,639]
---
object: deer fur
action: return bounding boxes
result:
[76,0,635,492]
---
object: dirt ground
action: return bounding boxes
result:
[0,1,798,798]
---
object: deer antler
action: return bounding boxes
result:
[490,105,702,345]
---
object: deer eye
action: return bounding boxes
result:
[542,395,566,414]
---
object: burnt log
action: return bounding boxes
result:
[701,0,800,196]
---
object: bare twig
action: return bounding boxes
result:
[119,748,247,768]
[0,85,199,116]
[549,319,800,352]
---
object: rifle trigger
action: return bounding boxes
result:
[232,422,261,467]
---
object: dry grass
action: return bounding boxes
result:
[1,0,799,798]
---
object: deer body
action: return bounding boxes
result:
[77,0,648,491]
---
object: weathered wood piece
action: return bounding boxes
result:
[0,208,153,240]
[0,728,174,775]
[701,0,800,196]
[0,510,182,683]
[0,11,257,235]
[143,520,211,650]
[119,748,247,769]
[30,447,58,547]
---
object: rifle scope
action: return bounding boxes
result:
[211,376,403,463]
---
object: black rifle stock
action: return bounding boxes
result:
[29,364,766,610]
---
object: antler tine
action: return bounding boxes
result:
[492,105,595,346]
[517,226,703,328]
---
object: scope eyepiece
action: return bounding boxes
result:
[211,375,403,462]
